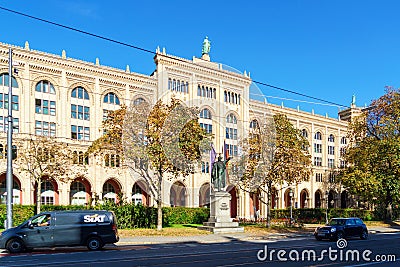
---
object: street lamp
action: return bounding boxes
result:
[325,191,329,224]
[289,188,293,225]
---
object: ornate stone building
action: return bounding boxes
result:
[0,40,361,219]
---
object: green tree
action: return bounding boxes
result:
[89,98,209,230]
[340,87,400,220]
[16,136,73,214]
[230,113,311,226]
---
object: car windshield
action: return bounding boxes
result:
[329,219,346,226]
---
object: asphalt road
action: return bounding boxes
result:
[0,232,399,267]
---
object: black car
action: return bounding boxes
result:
[0,210,119,253]
[314,217,368,241]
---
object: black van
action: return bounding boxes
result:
[0,210,119,253]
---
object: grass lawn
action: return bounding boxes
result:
[118,224,210,237]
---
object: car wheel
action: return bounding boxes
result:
[360,230,368,240]
[87,236,103,251]
[336,231,344,241]
[6,238,25,253]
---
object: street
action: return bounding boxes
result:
[0,232,398,267]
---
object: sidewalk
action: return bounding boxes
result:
[116,225,400,246]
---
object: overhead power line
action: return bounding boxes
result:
[0,5,350,109]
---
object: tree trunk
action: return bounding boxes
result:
[266,181,272,228]
[156,172,163,231]
[36,177,41,214]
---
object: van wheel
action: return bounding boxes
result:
[87,236,103,251]
[6,238,25,253]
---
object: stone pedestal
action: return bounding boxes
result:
[198,191,244,233]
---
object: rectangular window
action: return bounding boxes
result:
[314,143,322,153]
[84,127,90,140]
[50,101,56,115]
[78,105,83,120]
[314,157,322,166]
[36,99,55,115]
[0,116,3,132]
[328,146,335,155]
[340,160,346,168]
[43,121,49,136]
[84,106,90,120]
[328,158,335,168]
[35,120,42,135]
[12,95,18,111]
[3,94,19,111]
[42,100,49,115]
[35,99,42,113]
[5,118,19,133]
[315,173,323,182]
[103,109,109,121]
[71,125,77,139]
[71,104,77,119]
[50,123,56,137]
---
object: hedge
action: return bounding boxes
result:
[1,204,396,229]
[268,208,377,224]
[0,204,210,229]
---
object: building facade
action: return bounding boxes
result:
[0,41,360,219]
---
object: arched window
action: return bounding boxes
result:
[36,80,55,94]
[103,92,120,105]
[314,131,322,140]
[250,119,259,129]
[71,86,89,100]
[341,137,347,144]
[70,181,87,205]
[134,97,145,105]
[41,180,55,205]
[71,87,90,124]
[301,129,308,138]
[328,134,335,142]
[0,73,18,88]
[199,108,212,119]
[103,182,116,202]
[226,114,237,124]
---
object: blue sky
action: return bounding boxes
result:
[0,0,398,117]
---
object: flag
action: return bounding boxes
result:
[223,140,229,161]
[210,143,217,174]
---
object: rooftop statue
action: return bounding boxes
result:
[202,36,211,55]
[351,94,356,106]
